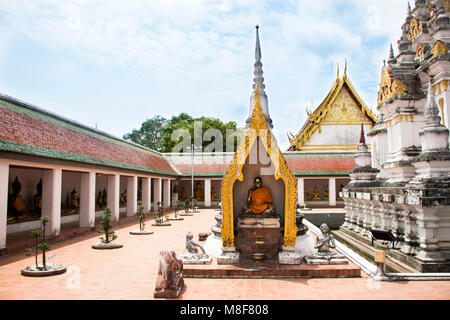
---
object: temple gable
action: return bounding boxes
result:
[288,71,376,152]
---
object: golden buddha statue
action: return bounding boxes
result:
[33,179,42,214]
[120,190,127,206]
[70,188,80,209]
[180,187,187,201]
[305,191,312,201]
[211,187,217,202]
[194,182,204,201]
[311,186,321,201]
[242,176,275,215]
[8,176,27,221]
[323,185,329,200]
[96,190,103,210]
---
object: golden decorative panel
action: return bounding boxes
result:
[321,87,371,123]
[444,0,450,12]
[385,114,414,127]
[221,85,297,247]
[416,43,424,57]
[377,66,408,105]
[408,18,422,41]
[439,98,445,125]
[432,40,448,57]
[433,80,449,95]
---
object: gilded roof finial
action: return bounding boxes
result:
[336,62,340,79]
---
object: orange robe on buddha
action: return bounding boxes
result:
[250,187,273,214]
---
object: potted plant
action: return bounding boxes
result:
[21,216,67,277]
[92,208,122,249]
[192,198,199,213]
[180,198,193,216]
[174,200,180,218]
[168,200,184,221]
[130,201,153,235]
[184,199,190,213]
[152,201,171,226]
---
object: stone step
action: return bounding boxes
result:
[183,258,361,278]
[333,229,418,273]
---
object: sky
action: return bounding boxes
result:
[0,0,408,151]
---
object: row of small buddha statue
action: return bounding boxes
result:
[8,177,37,222]
[7,176,139,223]
[304,185,344,201]
[178,184,219,202]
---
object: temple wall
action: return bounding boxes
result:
[300,124,372,152]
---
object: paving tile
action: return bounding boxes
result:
[0,209,449,300]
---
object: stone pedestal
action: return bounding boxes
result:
[278,246,303,265]
[305,253,348,265]
[179,253,212,265]
[217,246,240,265]
[235,216,282,261]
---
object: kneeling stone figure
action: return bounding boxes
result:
[179,231,212,264]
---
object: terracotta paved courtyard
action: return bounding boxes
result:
[0,209,449,300]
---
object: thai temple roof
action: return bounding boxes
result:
[287,64,377,151]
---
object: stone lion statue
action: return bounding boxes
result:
[154,250,184,298]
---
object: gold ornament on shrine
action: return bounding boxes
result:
[377,66,408,105]
[408,18,422,41]
[416,43,424,58]
[432,40,448,57]
[444,0,450,12]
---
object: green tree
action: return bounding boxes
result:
[160,113,242,153]
[123,115,168,152]
[124,112,242,153]
[97,208,117,244]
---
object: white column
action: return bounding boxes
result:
[297,178,304,206]
[204,179,211,207]
[329,177,336,206]
[142,177,151,213]
[42,168,62,236]
[153,178,162,210]
[107,174,120,221]
[163,179,170,208]
[80,171,96,228]
[0,160,9,249]
[127,176,138,216]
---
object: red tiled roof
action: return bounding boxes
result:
[0,106,176,175]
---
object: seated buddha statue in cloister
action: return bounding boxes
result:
[8,176,28,221]
[242,176,276,215]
